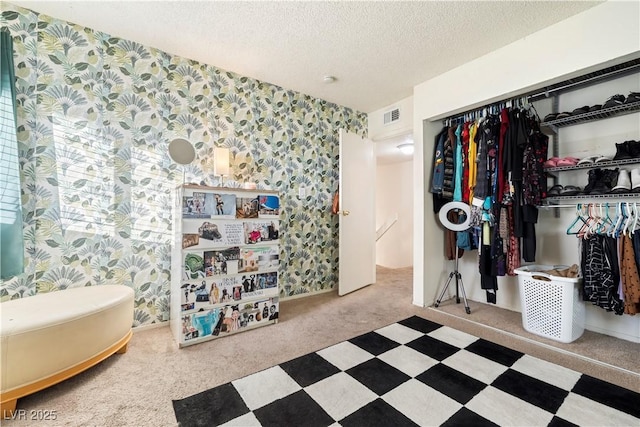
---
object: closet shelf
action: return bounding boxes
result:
[544,157,640,172]
[541,100,640,134]
[542,192,640,203]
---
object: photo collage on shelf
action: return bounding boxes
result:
[181,297,279,341]
[182,191,280,250]
[180,271,279,312]
[181,189,281,315]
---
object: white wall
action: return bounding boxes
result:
[413,1,640,341]
[369,96,414,141]
[376,160,413,268]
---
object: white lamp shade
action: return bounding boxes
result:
[214,147,230,176]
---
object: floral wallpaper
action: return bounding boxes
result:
[0,4,367,326]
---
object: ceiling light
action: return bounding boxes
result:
[323,75,336,84]
[397,143,414,155]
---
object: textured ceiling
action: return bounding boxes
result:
[8,1,601,113]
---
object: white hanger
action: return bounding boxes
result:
[622,202,634,237]
[631,202,639,235]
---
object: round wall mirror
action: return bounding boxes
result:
[168,138,196,165]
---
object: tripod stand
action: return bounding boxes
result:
[434,251,471,314]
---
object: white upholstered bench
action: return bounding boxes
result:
[0,285,134,417]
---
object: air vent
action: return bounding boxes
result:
[383,108,400,125]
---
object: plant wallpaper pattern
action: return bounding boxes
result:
[0,4,367,326]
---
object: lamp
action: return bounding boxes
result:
[397,143,414,155]
[214,147,230,184]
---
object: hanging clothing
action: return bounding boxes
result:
[497,108,509,204]
[430,127,447,194]
[442,127,455,201]
[453,125,463,201]
[582,235,624,315]
[474,119,490,202]
[479,222,498,304]
[461,122,471,203]
[620,234,640,315]
[468,122,478,202]
[444,210,463,260]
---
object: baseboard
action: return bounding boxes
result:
[133,321,169,333]
[280,287,336,301]
[585,324,640,343]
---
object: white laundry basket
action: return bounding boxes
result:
[513,265,585,343]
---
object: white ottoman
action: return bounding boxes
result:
[0,285,134,417]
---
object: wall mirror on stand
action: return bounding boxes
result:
[168,138,196,183]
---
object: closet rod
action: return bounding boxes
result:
[539,204,584,209]
[442,96,530,125]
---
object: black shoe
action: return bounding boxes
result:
[583,169,600,194]
[614,141,632,160]
[627,140,640,158]
[603,94,626,109]
[591,168,619,195]
[625,92,640,104]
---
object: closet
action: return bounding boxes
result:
[430,58,640,343]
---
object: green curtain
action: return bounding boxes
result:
[0,29,24,279]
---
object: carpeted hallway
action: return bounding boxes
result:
[4,266,639,426]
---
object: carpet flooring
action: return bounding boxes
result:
[172,316,640,427]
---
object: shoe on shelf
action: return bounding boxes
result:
[556,157,580,167]
[583,168,600,194]
[588,168,618,195]
[555,112,572,119]
[560,185,582,196]
[603,94,626,109]
[594,155,613,163]
[627,140,640,158]
[571,106,590,115]
[632,168,640,192]
[547,184,563,197]
[589,104,602,112]
[544,157,561,168]
[624,92,640,104]
[543,113,558,122]
[614,141,633,160]
[612,169,631,193]
[577,156,599,166]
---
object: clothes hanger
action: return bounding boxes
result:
[588,203,604,237]
[612,202,625,237]
[578,204,596,239]
[567,203,587,235]
[601,203,614,235]
[622,202,634,237]
[631,202,639,235]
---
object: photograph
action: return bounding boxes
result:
[183,192,215,218]
[257,271,278,289]
[204,247,240,277]
[183,252,205,280]
[188,308,222,338]
[236,197,259,218]
[182,219,244,249]
[238,245,279,273]
[243,221,279,244]
[212,193,237,217]
[182,233,200,249]
[258,195,280,218]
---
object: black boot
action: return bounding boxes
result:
[583,169,601,194]
[627,140,640,158]
[591,168,619,194]
[614,141,632,160]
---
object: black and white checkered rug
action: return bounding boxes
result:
[172,316,640,426]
